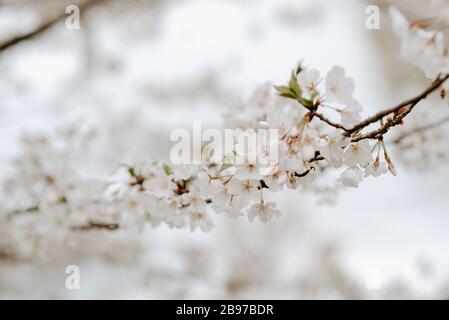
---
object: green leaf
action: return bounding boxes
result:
[297,97,314,108]
[295,62,304,75]
[128,167,136,177]
[163,163,173,176]
[218,163,233,173]
[273,85,290,94]
[273,85,297,99]
[279,92,298,99]
[288,70,302,97]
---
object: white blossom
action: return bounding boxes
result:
[262,168,286,192]
[318,130,348,167]
[189,211,213,232]
[338,166,363,188]
[171,164,196,181]
[286,172,300,190]
[298,68,321,98]
[211,185,243,219]
[364,158,388,178]
[340,99,363,128]
[193,171,222,197]
[227,179,260,205]
[234,162,261,180]
[247,201,281,223]
[180,188,207,212]
[1,60,428,235]
[325,66,355,104]
[344,140,373,167]
[390,6,449,79]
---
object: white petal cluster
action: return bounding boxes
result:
[338,167,363,188]
[325,66,355,104]
[392,108,449,171]
[108,64,384,226]
[390,6,449,79]
[3,63,407,233]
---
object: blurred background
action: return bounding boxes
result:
[1,0,449,299]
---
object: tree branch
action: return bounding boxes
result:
[0,0,108,52]
[392,114,449,144]
[346,74,449,136]
[71,220,120,231]
[309,111,350,132]
[295,74,449,141]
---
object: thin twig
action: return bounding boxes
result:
[294,167,314,177]
[393,114,449,144]
[310,111,349,132]
[71,220,120,231]
[346,74,449,135]
[0,0,107,52]
[350,103,414,142]
[295,74,449,140]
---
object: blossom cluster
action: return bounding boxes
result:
[2,7,448,234]
[390,6,449,80]
[3,61,444,233]
[391,108,449,171]
[103,64,402,231]
[389,7,449,169]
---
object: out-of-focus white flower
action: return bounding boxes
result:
[340,99,363,128]
[211,185,243,219]
[247,201,281,223]
[193,171,222,197]
[104,167,134,200]
[325,66,355,104]
[300,126,319,160]
[262,169,286,192]
[364,158,388,177]
[234,161,261,180]
[171,164,195,181]
[189,211,213,232]
[389,6,409,37]
[247,82,273,110]
[267,98,305,134]
[286,172,300,189]
[298,68,321,98]
[284,152,307,173]
[338,166,363,188]
[389,6,449,78]
[180,188,207,212]
[211,186,231,212]
[344,140,373,167]
[142,163,173,197]
[227,179,260,205]
[225,83,273,129]
[318,130,348,167]
[385,155,398,176]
